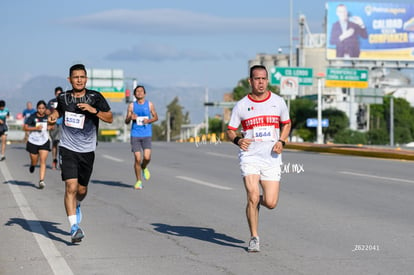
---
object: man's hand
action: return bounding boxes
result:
[350,16,365,28]
[340,28,354,41]
[272,141,284,154]
[238,138,253,151]
[77,103,96,114]
[47,115,57,125]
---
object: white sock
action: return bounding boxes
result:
[68,215,77,227]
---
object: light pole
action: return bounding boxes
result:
[390,94,394,146]
[316,72,325,144]
[289,0,293,67]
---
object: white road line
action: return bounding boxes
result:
[102,154,124,162]
[0,163,73,275]
[340,171,414,184]
[176,176,233,190]
[206,152,238,159]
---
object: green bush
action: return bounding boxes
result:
[333,129,367,144]
[366,128,388,145]
[294,128,314,142]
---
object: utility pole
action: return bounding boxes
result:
[289,0,293,67]
[316,72,325,144]
[166,111,171,142]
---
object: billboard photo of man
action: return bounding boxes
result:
[329,3,368,58]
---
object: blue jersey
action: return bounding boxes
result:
[23,108,36,122]
[131,101,152,138]
[0,107,10,133]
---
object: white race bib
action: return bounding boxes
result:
[36,122,47,132]
[253,126,276,142]
[136,116,149,126]
[64,111,85,129]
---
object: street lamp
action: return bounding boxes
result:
[316,72,325,144]
[379,70,411,147]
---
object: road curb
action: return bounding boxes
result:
[286,143,414,161]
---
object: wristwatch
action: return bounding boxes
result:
[94,108,100,115]
[278,139,286,146]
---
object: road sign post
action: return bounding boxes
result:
[270,67,313,86]
[325,68,368,88]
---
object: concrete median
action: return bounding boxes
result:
[286,142,414,161]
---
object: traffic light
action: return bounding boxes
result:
[357,104,367,130]
[125,89,131,103]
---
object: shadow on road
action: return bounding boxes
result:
[152,223,245,250]
[91,179,132,189]
[4,180,37,189]
[5,218,75,246]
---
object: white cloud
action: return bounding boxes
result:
[59,8,285,36]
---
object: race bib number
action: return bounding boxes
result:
[136,116,149,126]
[36,122,47,132]
[64,111,85,129]
[253,126,276,142]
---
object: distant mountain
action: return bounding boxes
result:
[0,76,229,124]
[1,75,68,114]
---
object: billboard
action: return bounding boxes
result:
[86,69,125,102]
[326,2,414,61]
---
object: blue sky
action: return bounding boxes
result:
[2,0,413,101]
[1,0,329,92]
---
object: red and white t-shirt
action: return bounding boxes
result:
[228,91,290,165]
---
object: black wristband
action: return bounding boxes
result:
[233,136,241,146]
[278,139,286,146]
[94,109,100,115]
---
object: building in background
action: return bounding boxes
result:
[248,2,414,133]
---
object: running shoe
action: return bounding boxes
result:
[38,180,45,189]
[248,236,260,252]
[76,203,82,224]
[142,168,151,181]
[134,180,143,190]
[29,165,35,173]
[70,224,84,243]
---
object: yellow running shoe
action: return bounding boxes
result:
[142,168,151,181]
[134,180,143,190]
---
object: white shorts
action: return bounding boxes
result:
[240,162,281,181]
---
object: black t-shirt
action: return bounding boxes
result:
[56,89,111,152]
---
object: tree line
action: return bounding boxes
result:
[151,78,414,145]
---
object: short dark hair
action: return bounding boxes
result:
[0,100,5,107]
[36,100,47,108]
[55,86,63,94]
[69,64,87,77]
[134,85,146,96]
[250,65,268,78]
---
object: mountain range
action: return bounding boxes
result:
[1,76,229,125]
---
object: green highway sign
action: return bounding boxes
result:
[270,67,313,86]
[325,68,369,88]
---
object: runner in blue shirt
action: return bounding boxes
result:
[124,85,158,190]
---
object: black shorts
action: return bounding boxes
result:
[59,146,95,186]
[26,140,51,154]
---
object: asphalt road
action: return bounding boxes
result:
[1,141,413,275]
